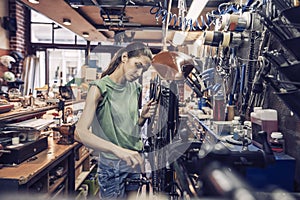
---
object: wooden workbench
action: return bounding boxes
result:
[0,99,91,198]
[0,137,81,198]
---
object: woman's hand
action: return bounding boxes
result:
[114,147,145,172]
[140,99,156,119]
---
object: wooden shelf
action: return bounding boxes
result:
[0,100,84,122]
[49,174,67,194]
[51,184,66,199]
[75,163,96,190]
[75,151,90,169]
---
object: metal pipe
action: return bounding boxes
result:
[162,0,173,51]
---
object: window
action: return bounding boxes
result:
[54,28,76,44]
[30,10,87,45]
[31,23,52,43]
[29,10,112,90]
[48,49,86,85]
[89,52,111,72]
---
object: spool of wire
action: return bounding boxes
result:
[221,32,232,47]
[203,31,224,47]
[217,12,252,32]
[203,30,244,48]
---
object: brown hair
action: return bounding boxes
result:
[101,42,153,78]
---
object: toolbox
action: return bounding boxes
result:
[0,136,48,165]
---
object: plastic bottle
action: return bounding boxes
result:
[260,109,278,142]
[213,91,226,121]
[234,116,241,122]
[243,120,252,139]
[270,131,285,153]
[250,107,262,129]
[52,80,59,98]
[231,116,241,134]
[251,108,278,144]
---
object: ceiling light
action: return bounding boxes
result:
[82,32,89,38]
[63,18,71,26]
[28,0,39,4]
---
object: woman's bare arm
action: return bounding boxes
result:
[75,85,144,170]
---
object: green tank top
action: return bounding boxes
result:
[90,76,142,159]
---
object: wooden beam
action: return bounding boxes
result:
[19,0,107,42]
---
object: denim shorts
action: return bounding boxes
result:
[97,156,142,199]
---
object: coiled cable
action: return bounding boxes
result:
[149,4,214,31]
[149,0,261,32]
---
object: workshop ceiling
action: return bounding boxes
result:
[19,0,229,45]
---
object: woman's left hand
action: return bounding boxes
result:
[140,99,156,119]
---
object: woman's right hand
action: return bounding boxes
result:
[114,147,145,172]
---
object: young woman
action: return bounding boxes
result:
[75,42,155,199]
